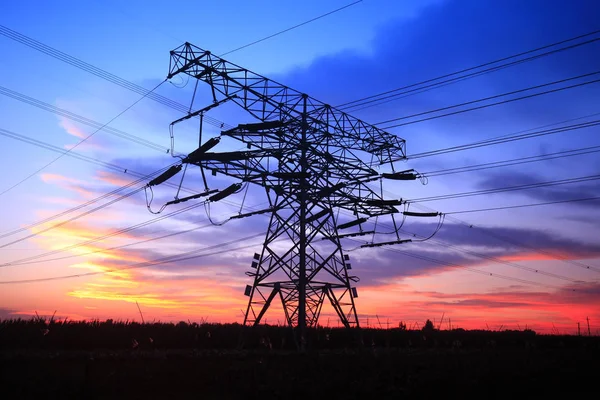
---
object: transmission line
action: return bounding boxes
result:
[422,144,600,177]
[0,86,169,153]
[0,197,269,268]
[343,41,600,113]
[376,70,600,126]
[0,159,180,241]
[0,24,230,130]
[0,128,130,174]
[0,185,145,250]
[345,238,564,290]
[0,126,270,264]
[440,214,600,274]
[338,28,600,110]
[1,0,361,132]
[340,209,587,284]
[4,210,245,267]
[219,1,362,56]
[0,233,266,285]
[379,76,600,129]
[368,185,600,274]
[452,111,600,148]
[407,119,600,160]
[0,80,165,197]
[407,202,600,275]
[409,173,600,203]
[444,196,600,215]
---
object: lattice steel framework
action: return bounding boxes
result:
[148,43,435,348]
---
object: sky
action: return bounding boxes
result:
[0,0,599,334]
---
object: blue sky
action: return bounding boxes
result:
[0,0,599,332]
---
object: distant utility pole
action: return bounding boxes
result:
[578,322,581,336]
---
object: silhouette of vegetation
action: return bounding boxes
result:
[1,318,598,397]
[422,319,436,333]
[1,317,598,352]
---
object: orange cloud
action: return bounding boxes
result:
[40,172,96,199]
[96,170,135,188]
[58,117,87,139]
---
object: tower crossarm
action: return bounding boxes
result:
[168,42,406,164]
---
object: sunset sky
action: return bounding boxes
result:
[1,0,599,335]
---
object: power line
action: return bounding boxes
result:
[219,1,363,56]
[0,24,230,130]
[440,214,600,274]
[368,185,600,274]
[345,238,564,290]
[0,128,130,173]
[1,0,360,134]
[338,28,600,110]
[423,237,582,283]
[376,70,600,126]
[7,220,215,267]
[0,200,208,267]
[0,159,179,241]
[0,185,145,250]
[409,174,600,203]
[454,111,600,148]
[340,209,587,284]
[3,196,271,268]
[444,196,600,214]
[0,126,268,261]
[406,202,600,275]
[0,80,165,197]
[0,233,266,284]
[341,37,600,112]
[379,76,600,129]
[0,86,169,153]
[422,144,600,177]
[407,119,600,159]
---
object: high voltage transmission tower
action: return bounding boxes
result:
[146,42,442,348]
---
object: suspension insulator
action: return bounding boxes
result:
[165,189,218,206]
[305,209,330,224]
[316,183,345,198]
[270,172,308,180]
[360,239,412,248]
[208,183,242,202]
[337,217,368,230]
[365,199,403,206]
[230,208,273,219]
[185,137,221,162]
[148,165,182,187]
[381,171,417,180]
[403,211,441,217]
[238,120,284,131]
[322,230,375,240]
[368,207,400,217]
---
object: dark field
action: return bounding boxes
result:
[1,319,598,399]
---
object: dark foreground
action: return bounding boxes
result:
[2,346,597,399]
[1,320,599,398]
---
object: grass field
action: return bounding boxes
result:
[1,319,598,399]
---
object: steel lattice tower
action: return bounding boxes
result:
[147,43,437,348]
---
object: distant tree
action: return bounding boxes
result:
[422,319,435,333]
[177,321,188,328]
[398,321,407,331]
